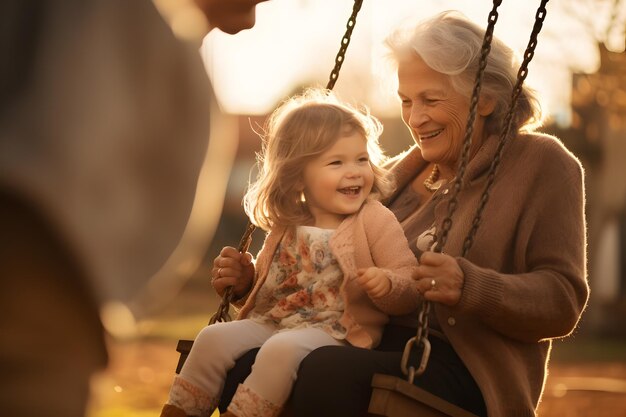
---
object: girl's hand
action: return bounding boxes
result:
[413,251,464,306]
[357,267,391,299]
[212,246,254,298]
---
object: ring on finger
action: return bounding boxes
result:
[430,279,436,290]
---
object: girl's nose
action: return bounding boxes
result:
[345,163,362,178]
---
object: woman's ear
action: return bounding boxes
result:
[478,95,496,116]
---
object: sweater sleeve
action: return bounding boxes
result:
[362,201,422,315]
[454,138,589,343]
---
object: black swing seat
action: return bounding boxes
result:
[369,374,479,417]
[175,339,194,374]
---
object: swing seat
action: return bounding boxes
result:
[369,374,479,417]
[175,339,194,374]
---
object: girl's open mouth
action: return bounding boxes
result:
[339,186,361,195]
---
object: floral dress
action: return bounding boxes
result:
[248,225,347,340]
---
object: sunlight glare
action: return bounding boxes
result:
[202,0,616,126]
[101,301,138,339]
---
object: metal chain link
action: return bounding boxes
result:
[461,0,549,258]
[433,0,502,255]
[209,221,256,324]
[209,0,364,325]
[400,302,431,384]
[326,0,364,90]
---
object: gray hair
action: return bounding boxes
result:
[385,11,544,135]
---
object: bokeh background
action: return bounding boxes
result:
[89,1,626,416]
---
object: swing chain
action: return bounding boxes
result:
[209,1,364,324]
[209,221,257,324]
[400,300,431,383]
[434,0,502,255]
[326,0,364,90]
[460,0,549,258]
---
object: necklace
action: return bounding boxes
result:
[423,164,441,193]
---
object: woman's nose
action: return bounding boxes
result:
[409,104,429,127]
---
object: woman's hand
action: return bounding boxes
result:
[413,251,464,306]
[357,267,391,299]
[212,246,254,298]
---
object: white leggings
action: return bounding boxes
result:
[173,319,344,416]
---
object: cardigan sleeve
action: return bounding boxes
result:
[361,201,422,315]
[454,137,589,343]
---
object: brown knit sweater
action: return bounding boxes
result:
[387,132,589,417]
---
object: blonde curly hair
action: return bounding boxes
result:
[244,88,395,231]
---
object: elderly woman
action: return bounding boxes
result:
[218,11,589,417]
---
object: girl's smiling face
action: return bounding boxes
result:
[301,131,374,229]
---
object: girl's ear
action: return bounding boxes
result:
[478,95,496,117]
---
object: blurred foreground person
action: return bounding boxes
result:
[0,0,266,416]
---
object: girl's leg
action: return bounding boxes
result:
[166,320,275,417]
[219,348,260,412]
[227,328,344,417]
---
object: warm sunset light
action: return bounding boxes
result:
[7,1,623,417]
[203,0,625,125]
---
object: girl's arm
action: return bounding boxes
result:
[360,201,422,315]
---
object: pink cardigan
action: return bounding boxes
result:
[235,200,420,349]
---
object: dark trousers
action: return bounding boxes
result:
[219,325,487,417]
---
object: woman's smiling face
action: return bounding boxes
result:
[397,55,488,174]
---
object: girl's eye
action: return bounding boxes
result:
[358,157,370,163]
[328,160,342,166]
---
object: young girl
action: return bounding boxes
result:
[161,89,420,417]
